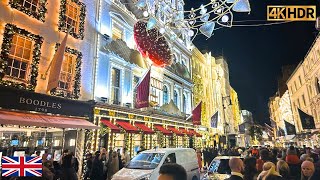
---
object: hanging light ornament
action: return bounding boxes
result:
[134,0,251,40]
[133,21,173,67]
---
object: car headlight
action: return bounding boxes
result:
[137,174,151,180]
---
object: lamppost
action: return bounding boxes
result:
[222,96,231,148]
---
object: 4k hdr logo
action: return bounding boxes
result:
[267,6,316,21]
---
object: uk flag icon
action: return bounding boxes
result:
[2,156,42,177]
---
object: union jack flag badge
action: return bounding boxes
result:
[2,156,42,177]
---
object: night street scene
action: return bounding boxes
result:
[0,0,320,179]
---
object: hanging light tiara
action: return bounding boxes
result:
[134,0,251,41]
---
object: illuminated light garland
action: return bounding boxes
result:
[134,0,251,40]
[133,21,173,67]
[0,24,43,91]
[9,0,48,22]
[58,0,86,40]
[50,44,82,99]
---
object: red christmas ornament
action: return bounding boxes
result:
[134,21,173,68]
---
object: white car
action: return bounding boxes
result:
[201,156,241,180]
[112,148,200,180]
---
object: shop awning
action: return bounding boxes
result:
[154,125,172,136]
[179,128,193,136]
[189,129,202,137]
[100,119,121,133]
[135,123,154,134]
[116,120,139,133]
[0,109,98,129]
[167,126,184,136]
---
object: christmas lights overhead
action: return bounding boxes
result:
[134,0,251,40]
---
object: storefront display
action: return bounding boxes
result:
[93,104,203,156]
[0,85,98,175]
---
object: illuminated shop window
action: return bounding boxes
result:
[57,53,76,93]
[65,0,80,34]
[6,35,33,81]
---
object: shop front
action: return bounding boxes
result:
[91,103,203,157]
[0,86,98,176]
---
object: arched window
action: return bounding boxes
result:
[163,86,169,104]
[174,90,178,106]
[183,94,186,113]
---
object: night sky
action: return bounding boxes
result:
[184,0,320,124]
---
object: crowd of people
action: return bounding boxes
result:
[83,147,130,180]
[216,145,320,180]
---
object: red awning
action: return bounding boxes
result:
[101,119,120,133]
[116,121,139,133]
[179,128,193,136]
[135,123,154,134]
[167,126,184,136]
[189,129,202,137]
[154,125,172,136]
[0,109,98,129]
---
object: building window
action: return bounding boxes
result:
[6,35,33,81]
[57,53,76,93]
[58,0,86,39]
[65,0,80,34]
[294,81,297,91]
[50,45,82,99]
[112,24,123,40]
[9,0,47,22]
[183,94,186,113]
[0,24,43,90]
[163,85,169,104]
[174,90,179,107]
[111,67,121,104]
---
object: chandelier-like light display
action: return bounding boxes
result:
[134,0,251,40]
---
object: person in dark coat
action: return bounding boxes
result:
[61,154,77,180]
[90,151,104,180]
[243,157,258,180]
[227,158,244,180]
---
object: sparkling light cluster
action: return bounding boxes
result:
[135,0,251,40]
[134,21,173,67]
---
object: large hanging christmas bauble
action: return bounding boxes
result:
[134,21,173,68]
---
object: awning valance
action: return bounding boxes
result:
[116,120,139,133]
[135,123,154,134]
[0,109,98,129]
[189,129,202,137]
[154,125,172,136]
[101,119,120,133]
[167,126,184,136]
[179,128,193,136]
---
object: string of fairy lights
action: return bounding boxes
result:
[134,0,252,41]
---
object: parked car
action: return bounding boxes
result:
[112,148,200,180]
[201,156,241,180]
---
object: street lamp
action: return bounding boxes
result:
[222,96,232,148]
